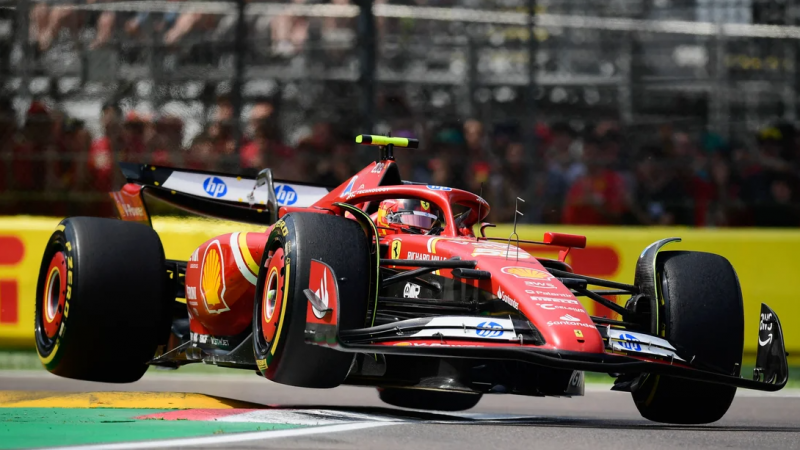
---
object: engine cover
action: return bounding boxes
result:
[185,232,267,336]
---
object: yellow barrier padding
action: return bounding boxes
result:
[0,217,797,364]
[0,216,264,348]
[0,391,263,409]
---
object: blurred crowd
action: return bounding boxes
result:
[27,0,376,57]
[4,0,799,225]
[2,94,800,228]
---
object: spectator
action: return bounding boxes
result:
[206,96,238,172]
[120,112,149,163]
[0,97,16,193]
[88,103,123,193]
[12,102,55,193]
[151,116,184,167]
[490,142,537,223]
[561,135,628,225]
[753,174,800,227]
[271,0,311,56]
[32,1,84,50]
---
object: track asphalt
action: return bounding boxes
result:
[1,370,798,450]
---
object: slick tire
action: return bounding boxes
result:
[378,388,482,412]
[632,251,744,424]
[253,213,370,388]
[35,217,171,383]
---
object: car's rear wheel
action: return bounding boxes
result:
[35,217,171,382]
[631,251,744,424]
[253,213,371,388]
[378,388,482,411]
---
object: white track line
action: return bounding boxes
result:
[36,422,395,450]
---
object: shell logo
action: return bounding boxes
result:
[201,240,230,314]
[501,266,552,280]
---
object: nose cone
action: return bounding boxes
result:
[480,259,605,354]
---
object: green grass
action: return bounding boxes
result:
[1,350,797,387]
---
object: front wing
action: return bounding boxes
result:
[304,280,789,392]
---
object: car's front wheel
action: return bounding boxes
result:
[631,251,744,424]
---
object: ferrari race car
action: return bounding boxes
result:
[35,135,788,424]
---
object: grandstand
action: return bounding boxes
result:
[2,0,800,227]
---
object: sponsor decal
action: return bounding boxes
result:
[539,303,584,313]
[309,260,338,320]
[426,185,452,191]
[502,267,552,280]
[472,247,531,259]
[496,287,519,309]
[371,162,385,173]
[407,251,446,261]
[341,176,358,198]
[110,189,148,222]
[420,201,430,211]
[391,240,402,259]
[274,184,298,206]
[275,220,289,237]
[617,333,642,351]
[759,312,774,347]
[559,314,581,322]
[186,286,197,300]
[200,240,230,314]
[471,242,530,259]
[203,176,228,198]
[607,329,678,351]
[190,249,199,262]
[476,321,504,337]
[574,330,584,338]
[191,332,230,347]
[529,296,579,304]
[525,290,572,298]
[346,187,390,200]
[403,282,421,299]
[393,342,483,347]
[524,281,556,289]
[120,203,144,219]
[547,320,595,328]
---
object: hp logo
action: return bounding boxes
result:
[618,334,642,352]
[203,177,227,198]
[476,321,504,338]
[275,184,298,206]
[426,185,452,191]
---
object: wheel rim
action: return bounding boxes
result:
[42,251,67,339]
[261,247,285,344]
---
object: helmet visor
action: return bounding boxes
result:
[388,210,439,230]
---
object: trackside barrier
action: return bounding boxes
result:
[0,218,795,363]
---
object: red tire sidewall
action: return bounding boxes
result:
[261,247,285,344]
[42,251,67,339]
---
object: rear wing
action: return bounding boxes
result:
[114,163,332,225]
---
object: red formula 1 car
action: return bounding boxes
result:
[35,135,788,424]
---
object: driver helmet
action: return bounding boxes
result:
[376,199,441,235]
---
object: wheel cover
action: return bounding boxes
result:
[42,251,67,339]
[261,247,285,345]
